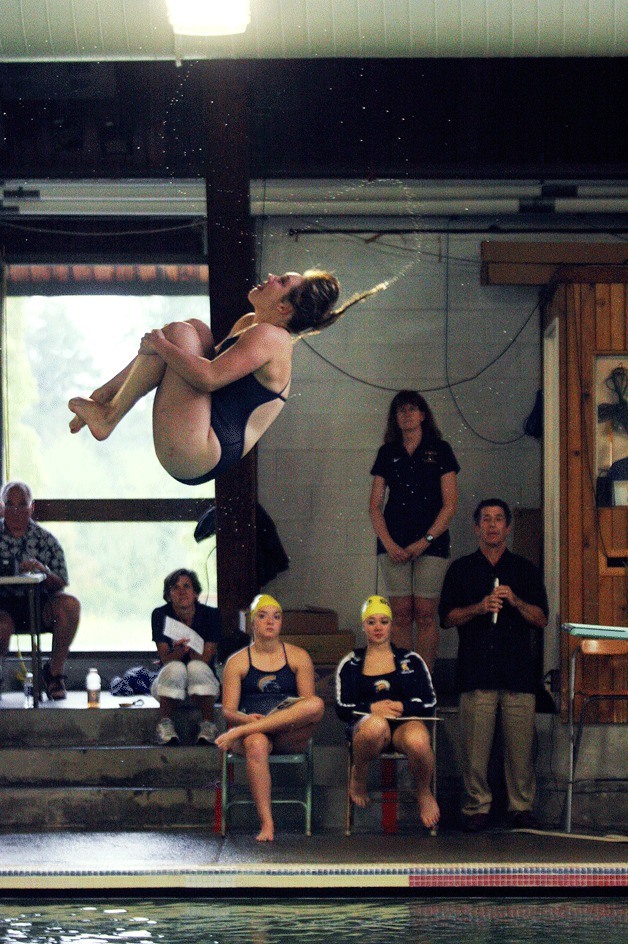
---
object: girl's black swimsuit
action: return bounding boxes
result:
[175,335,288,484]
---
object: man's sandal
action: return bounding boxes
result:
[42,663,67,701]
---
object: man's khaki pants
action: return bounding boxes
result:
[459,689,536,816]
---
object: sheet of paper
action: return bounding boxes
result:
[267,696,304,714]
[163,616,205,656]
[353,711,434,721]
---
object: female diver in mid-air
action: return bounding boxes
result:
[69,270,384,484]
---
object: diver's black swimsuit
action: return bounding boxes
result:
[175,335,288,484]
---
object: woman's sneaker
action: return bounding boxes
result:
[156,718,179,745]
[196,720,218,744]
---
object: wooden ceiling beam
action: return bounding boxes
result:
[480,242,628,286]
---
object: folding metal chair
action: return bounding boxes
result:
[0,572,46,706]
[565,637,628,832]
[221,738,314,836]
[345,715,439,837]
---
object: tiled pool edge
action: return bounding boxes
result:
[0,863,626,891]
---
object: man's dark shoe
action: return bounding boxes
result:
[43,662,67,701]
[461,813,490,833]
[508,810,539,829]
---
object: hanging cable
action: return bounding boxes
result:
[0,218,205,239]
[443,229,528,445]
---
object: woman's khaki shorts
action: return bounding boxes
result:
[377,553,449,599]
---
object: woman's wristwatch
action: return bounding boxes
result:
[424,533,434,544]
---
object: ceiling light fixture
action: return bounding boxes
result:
[166,0,251,37]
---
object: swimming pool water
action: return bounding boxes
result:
[1,897,626,944]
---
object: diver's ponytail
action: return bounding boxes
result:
[287,270,388,336]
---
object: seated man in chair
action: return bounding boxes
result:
[0,480,80,700]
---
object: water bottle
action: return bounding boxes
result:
[86,667,101,708]
[23,671,34,709]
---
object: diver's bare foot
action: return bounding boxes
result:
[69,414,85,434]
[256,822,275,842]
[69,385,115,434]
[68,397,116,441]
[417,789,440,829]
[349,765,370,808]
[91,379,122,404]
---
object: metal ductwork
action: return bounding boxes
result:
[0,0,625,62]
[249,179,628,217]
[0,179,206,216]
[2,178,626,219]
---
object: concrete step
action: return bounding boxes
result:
[0,744,348,789]
[0,745,220,788]
[0,705,162,748]
[0,701,348,747]
[0,752,461,831]
[0,785,220,830]
[0,687,463,830]
[0,781,452,832]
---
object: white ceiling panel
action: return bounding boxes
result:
[0,0,625,62]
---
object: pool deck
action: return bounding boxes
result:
[0,827,626,894]
[1,688,626,895]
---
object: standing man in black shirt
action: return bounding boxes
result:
[439,498,548,832]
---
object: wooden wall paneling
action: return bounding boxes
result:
[579,283,600,628]
[611,509,628,563]
[598,510,628,713]
[558,286,572,704]
[584,284,617,718]
[607,281,628,653]
[609,283,626,350]
[592,285,626,720]
[595,283,611,351]
[611,647,628,718]
[598,575,614,626]
[561,284,585,711]
[561,283,603,718]
[480,264,628,719]
[596,557,613,714]
[611,510,628,650]
[565,285,585,621]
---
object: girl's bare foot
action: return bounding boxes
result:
[215,729,239,753]
[91,379,122,403]
[417,788,440,829]
[349,765,370,808]
[256,821,275,842]
[68,381,122,434]
[69,414,86,434]
[68,397,116,441]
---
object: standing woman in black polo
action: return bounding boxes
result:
[369,391,459,671]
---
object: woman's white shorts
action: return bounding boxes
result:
[151,660,220,701]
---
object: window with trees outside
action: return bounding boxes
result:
[1,264,216,653]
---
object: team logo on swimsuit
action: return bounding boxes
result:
[400,659,414,675]
[374,679,391,693]
[258,674,281,693]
